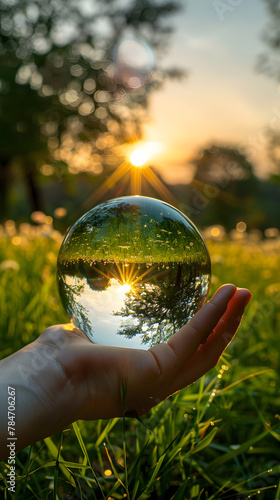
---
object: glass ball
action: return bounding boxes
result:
[57,196,211,349]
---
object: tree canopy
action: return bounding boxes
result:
[0,0,182,218]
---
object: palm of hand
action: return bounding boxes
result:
[33,284,250,424]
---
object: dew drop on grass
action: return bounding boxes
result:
[57,196,211,349]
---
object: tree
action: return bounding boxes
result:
[258,0,280,82]
[191,145,256,185]
[115,266,207,347]
[266,133,280,179]
[0,0,183,219]
[186,145,260,229]
[257,0,280,177]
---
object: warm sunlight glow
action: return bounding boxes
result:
[129,142,162,167]
[119,283,131,294]
[82,141,177,207]
[130,149,149,167]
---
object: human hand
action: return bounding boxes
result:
[0,284,251,460]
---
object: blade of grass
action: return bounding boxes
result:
[22,445,33,500]
[72,421,106,500]
[95,418,119,446]
[44,436,74,485]
[170,479,190,499]
[53,431,64,500]
[196,375,205,421]
[206,430,269,469]
[137,453,166,500]
[103,442,126,491]
[121,378,131,500]
[249,393,280,441]
[221,468,279,496]
[275,480,280,500]
[215,369,271,394]
[186,427,218,456]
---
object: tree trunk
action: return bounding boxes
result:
[0,159,10,221]
[175,262,182,287]
[23,164,44,213]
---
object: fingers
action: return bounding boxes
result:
[148,284,237,385]
[149,285,237,375]
[169,284,237,357]
[169,287,251,392]
[206,287,251,352]
[39,285,251,419]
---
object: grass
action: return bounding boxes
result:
[59,198,209,265]
[0,223,280,499]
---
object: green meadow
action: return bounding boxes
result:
[0,226,280,499]
[58,198,209,266]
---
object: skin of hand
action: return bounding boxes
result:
[0,284,251,461]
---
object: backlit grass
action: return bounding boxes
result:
[0,224,280,499]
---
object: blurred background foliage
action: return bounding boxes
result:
[0,0,279,233]
[0,0,183,222]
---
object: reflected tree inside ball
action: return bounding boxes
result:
[57,196,211,349]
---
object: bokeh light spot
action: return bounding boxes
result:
[31,211,46,224]
[83,78,96,93]
[12,236,21,246]
[5,220,15,230]
[264,227,279,238]
[54,207,67,219]
[45,216,53,225]
[40,164,54,176]
[236,221,247,233]
[211,227,221,237]
[113,36,155,88]
[115,37,155,72]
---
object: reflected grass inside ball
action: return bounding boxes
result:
[57,196,211,349]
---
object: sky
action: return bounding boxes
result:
[141,0,279,184]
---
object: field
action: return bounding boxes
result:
[0,222,280,499]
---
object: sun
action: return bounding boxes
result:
[129,142,162,167]
[80,139,178,208]
[119,283,132,294]
[130,148,149,167]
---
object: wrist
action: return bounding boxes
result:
[0,340,78,461]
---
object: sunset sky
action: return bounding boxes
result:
[142,0,278,184]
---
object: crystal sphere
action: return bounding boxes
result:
[57,196,211,349]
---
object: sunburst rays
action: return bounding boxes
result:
[81,141,177,211]
[89,259,158,291]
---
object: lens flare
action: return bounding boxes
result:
[113,36,155,89]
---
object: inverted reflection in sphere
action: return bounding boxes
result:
[57,196,211,349]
